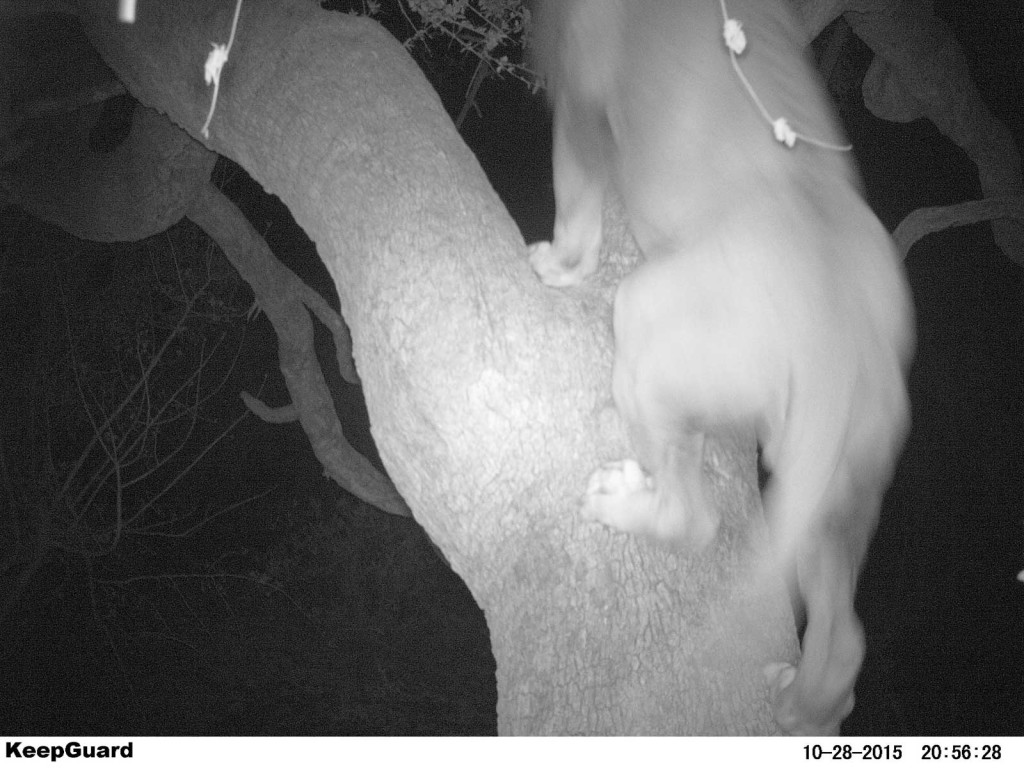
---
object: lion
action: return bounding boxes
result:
[529,0,914,735]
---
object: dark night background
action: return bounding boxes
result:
[1,0,1022,735]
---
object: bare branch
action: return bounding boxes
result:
[894,196,1024,259]
[186,182,410,519]
[842,0,1024,264]
[240,391,298,424]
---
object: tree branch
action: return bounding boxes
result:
[186,181,410,519]
[893,195,1024,258]
[843,0,1024,265]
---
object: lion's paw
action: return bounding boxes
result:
[581,459,655,532]
[764,662,798,697]
[528,240,587,288]
[764,661,849,736]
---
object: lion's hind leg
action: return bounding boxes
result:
[582,431,718,551]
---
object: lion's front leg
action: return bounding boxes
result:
[528,93,609,287]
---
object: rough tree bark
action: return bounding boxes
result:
[54,0,794,733]
[4,0,1017,734]
[0,4,408,518]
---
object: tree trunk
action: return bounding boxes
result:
[69,0,796,733]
